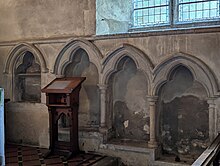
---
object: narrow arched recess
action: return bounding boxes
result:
[100,44,153,144]
[3,43,48,102]
[108,56,149,142]
[158,65,209,159]
[152,53,219,163]
[55,41,101,128]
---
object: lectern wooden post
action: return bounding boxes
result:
[42,77,86,160]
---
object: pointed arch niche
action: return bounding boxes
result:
[3,43,48,102]
[54,39,102,128]
[101,44,153,143]
[152,53,219,161]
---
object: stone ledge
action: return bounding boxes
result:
[99,143,153,154]
[151,160,189,166]
[1,26,220,46]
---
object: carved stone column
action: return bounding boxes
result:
[98,84,108,128]
[147,96,158,148]
[208,97,217,141]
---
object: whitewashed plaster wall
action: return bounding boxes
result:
[96,0,133,35]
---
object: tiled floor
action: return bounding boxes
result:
[5,144,106,166]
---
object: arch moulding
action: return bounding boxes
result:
[4,43,48,74]
[152,52,219,97]
[101,44,154,91]
[53,39,102,76]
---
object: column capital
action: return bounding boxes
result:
[147,95,158,103]
[55,74,65,78]
[208,97,217,102]
[98,84,108,90]
[207,97,217,108]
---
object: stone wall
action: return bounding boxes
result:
[0,0,220,165]
[0,31,219,165]
[0,0,96,42]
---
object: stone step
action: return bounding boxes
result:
[93,156,120,166]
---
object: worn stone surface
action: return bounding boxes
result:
[15,51,41,102]
[159,66,209,158]
[109,57,149,141]
[0,1,220,166]
[99,143,153,166]
[0,0,96,41]
[5,102,49,147]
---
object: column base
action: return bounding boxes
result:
[99,126,109,144]
[148,140,158,148]
[99,126,108,134]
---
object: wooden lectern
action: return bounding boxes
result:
[42,77,86,160]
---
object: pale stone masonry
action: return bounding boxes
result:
[0,0,220,165]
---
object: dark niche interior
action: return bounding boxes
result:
[15,51,41,102]
[58,113,70,142]
[108,56,149,142]
[158,66,209,160]
[64,49,100,128]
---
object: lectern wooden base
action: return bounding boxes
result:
[42,77,86,160]
[44,149,75,161]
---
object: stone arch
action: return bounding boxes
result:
[101,44,154,142]
[151,53,219,157]
[101,44,154,93]
[4,43,48,74]
[3,43,48,102]
[152,53,219,97]
[54,39,102,128]
[53,39,102,76]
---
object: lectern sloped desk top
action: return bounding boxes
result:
[42,77,86,94]
[41,77,86,160]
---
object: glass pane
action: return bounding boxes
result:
[133,0,170,27]
[179,0,204,3]
[178,0,220,22]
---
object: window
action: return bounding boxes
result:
[178,0,220,22]
[133,0,170,27]
[132,0,220,28]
